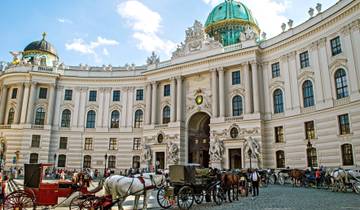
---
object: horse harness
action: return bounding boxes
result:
[114,174,164,196]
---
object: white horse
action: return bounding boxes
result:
[329,168,349,192]
[104,173,165,210]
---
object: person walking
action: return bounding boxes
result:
[251,169,260,197]
[315,168,321,188]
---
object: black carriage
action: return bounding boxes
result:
[157,164,224,210]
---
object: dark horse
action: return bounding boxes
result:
[221,172,240,202]
[289,169,305,187]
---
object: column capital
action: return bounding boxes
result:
[2,84,9,89]
[216,67,224,72]
[24,82,31,88]
[249,60,258,65]
[287,51,296,60]
[340,25,351,36]
[74,86,82,91]
[317,37,327,48]
[151,81,158,86]
[262,61,269,67]
[175,76,183,81]
[309,41,318,52]
[209,68,217,73]
[350,19,360,31]
[242,62,250,68]
[169,76,177,81]
[31,81,38,86]
[145,82,152,87]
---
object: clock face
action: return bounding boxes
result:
[195,95,203,105]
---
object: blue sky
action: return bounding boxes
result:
[0,0,337,66]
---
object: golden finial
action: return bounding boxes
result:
[42,32,47,40]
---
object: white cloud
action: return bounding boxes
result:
[65,37,119,63]
[57,18,73,24]
[202,0,289,38]
[117,0,176,57]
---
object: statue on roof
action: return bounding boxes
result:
[147,51,160,65]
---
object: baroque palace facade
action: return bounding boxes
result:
[0,0,360,171]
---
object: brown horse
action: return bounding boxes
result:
[289,169,305,187]
[221,172,240,202]
[72,171,92,188]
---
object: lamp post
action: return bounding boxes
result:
[104,154,108,177]
[248,149,252,169]
[54,154,57,170]
[307,139,313,168]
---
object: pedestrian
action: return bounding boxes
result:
[251,169,260,197]
[315,168,321,188]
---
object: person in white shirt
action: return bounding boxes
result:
[251,169,260,197]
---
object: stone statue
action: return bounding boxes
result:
[146,51,160,65]
[9,51,22,65]
[33,56,40,66]
[245,136,260,159]
[209,138,224,161]
[141,144,152,163]
[167,141,179,164]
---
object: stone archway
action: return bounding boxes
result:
[187,112,210,167]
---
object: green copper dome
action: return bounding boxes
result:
[23,32,58,58]
[205,0,260,46]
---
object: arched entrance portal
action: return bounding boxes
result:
[188,112,210,167]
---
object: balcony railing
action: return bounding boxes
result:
[0,125,11,129]
[31,125,44,129]
[225,116,244,122]
[154,124,169,129]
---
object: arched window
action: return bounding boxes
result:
[134,110,143,128]
[162,106,170,124]
[302,80,314,108]
[276,150,285,168]
[83,155,91,168]
[7,108,15,125]
[111,110,120,128]
[108,155,116,168]
[61,109,71,128]
[30,153,38,164]
[58,154,66,167]
[86,110,96,128]
[232,95,243,116]
[132,156,140,169]
[335,69,349,99]
[273,89,284,114]
[341,144,354,166]
[35,107,46,125]
[306,148,318,167]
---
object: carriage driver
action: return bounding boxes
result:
[251,169,260,197]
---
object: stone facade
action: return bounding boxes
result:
[0,0,360,171]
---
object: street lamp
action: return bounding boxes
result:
[54,154,57,170]
[248,149,253,169]
[307,139,313,168]
[104,154,108,177]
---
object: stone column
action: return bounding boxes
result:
[244,63,251,114]
[78,88,87,128]
[72,87,81,127]
[97,88,104,128]
[218,67,225,118]
[15,84,24,124]
[46,84,56,125]
[126,87,134,127]
[121,87,128,127]
[317,38,332,102]
[102,88,111,128]
[287,52,300,111]
[251,61,260,113]
[0,85,8,124]
[350,20,360,89]
[176,76,183,122]
[262,63,271,115]
[281,55,292,111]
[211,69,218,118]
[26,82,37,124]
[145,83,151,125]
[310,42,325,105]
[20,83,31,124]
[53,86,63,127]
[170,77,176,122]
[151,82,158,125]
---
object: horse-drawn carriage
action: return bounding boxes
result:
[1,163,102,209]
[157,164,224,210]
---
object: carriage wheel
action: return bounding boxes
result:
[278,176,285,185]
[269,175,276,185]
[3,190,36,210]
[69,195,92,210]
[81,196,103,210]
[177,186,194,210]
[194,194,204,204]
[353,182,360,194]
[156,186,173,209]
[212,186,224,206]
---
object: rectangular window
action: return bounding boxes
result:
[338,114,350,135]
[136,89,144,101]
[300,51,310,69]
[89,90,97,101]
[275,126,284,143]
[84,138,93,150]
[271,62,280,78]
[31,135,41,148]
[59,137,68,149]
[64,89,73,101]
[11,88,18,99]
[232,71,241,85]
[164,84,170,97]
[39,88,48,99]
[113,90,121,101]
[304,121,315,140]
[133,138,141,150]
[109,138,117,150]
[331,36,342,56]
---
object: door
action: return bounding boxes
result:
[229,149,242,169]
[155,152,165,169]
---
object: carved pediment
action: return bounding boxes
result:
[329,57,348,74]
[269,80,284,92]
[229,87,246,97]
[109,103,122,111]
[297,70,315,83]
